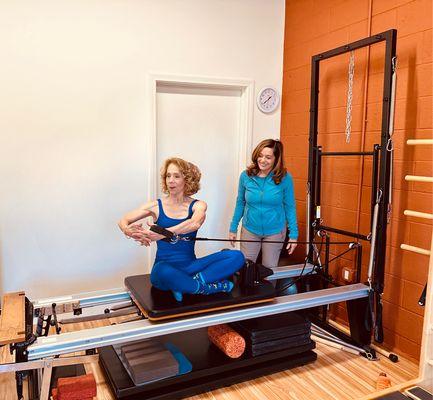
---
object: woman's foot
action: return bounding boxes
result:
[196,279,234,295]
[173,277,234,302]
[172,291,183,302]
[193,272,206,283]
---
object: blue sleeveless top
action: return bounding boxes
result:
[154,198,198,264]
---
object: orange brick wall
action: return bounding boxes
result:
[281,0,432,360]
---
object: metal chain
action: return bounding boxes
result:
[345,51,355,144]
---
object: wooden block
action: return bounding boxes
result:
[0,291,26,345]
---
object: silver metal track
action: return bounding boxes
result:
[32,287,131,309]
[27,283,368,360]
[59,306,139,324]
[268,263,315,279]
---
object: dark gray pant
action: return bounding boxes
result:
[240,227,297,294]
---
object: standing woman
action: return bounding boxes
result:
[119,157,245,302]
[229,139,298,293]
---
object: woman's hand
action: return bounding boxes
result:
[286,239,297,255]
[145,221,166,242]
[123,223,144,239]
[123,224,152,246]
[229,232,237,247]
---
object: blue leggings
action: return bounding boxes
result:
[150,250,245,294]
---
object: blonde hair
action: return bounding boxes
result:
[160,157,201,196]
[246,139,286,184]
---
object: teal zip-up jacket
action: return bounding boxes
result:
[230,171,298,239]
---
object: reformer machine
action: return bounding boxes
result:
[0,29,397,400]
[1,267,368,400]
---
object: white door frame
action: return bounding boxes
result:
[146,73,254,267]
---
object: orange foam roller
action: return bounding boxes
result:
[207,324,245,358]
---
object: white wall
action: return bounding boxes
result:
[156,84,243,257]
[0,0,285,298]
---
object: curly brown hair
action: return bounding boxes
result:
[160,157,201,196]
[246,139,287,184]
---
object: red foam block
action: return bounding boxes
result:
[56,373,96,400]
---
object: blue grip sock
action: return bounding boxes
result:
[172,291,183,302]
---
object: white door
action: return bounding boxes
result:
[156,83,242,256]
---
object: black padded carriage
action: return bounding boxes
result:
[125,274,276,321]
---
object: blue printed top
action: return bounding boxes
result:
[229,171,298,239]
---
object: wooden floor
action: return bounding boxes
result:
[0,316,419,400]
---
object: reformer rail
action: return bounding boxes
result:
[27,283,369,360]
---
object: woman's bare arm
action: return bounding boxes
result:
[118,200,158,236]
[167,201,207,235]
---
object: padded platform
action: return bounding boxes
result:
[231,312,311,343]
[247,333,312,357]
[99,328,317,399]
[124,274,276,321]
[230,312,312,357]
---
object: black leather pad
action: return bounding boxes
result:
[231,312,311,343]
[125,274,276,321]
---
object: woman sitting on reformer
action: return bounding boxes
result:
[118,157,245,302]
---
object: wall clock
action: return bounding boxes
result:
[257,86,280,113]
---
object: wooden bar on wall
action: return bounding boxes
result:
[400,244,431,256]
[404,210,433,220]
[406,139,433,145]
[405,175,433,183]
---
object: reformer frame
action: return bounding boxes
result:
[0,267,368,400]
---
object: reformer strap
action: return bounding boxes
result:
[149,225,356,246]
[149,224,176,242]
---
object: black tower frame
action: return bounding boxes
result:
[307,29,397,343]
